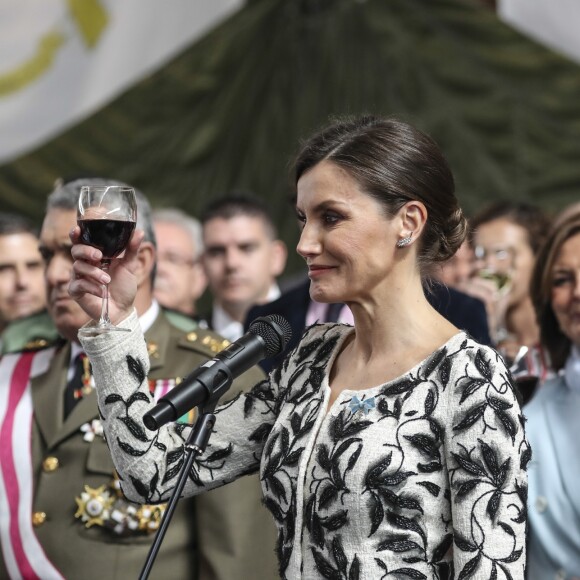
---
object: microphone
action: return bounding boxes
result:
[143,315,292,431]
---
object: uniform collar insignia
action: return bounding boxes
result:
[147,341,159,358]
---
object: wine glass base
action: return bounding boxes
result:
[78,325,131,338]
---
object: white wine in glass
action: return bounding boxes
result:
[77,185,137,337]
[478,268,512,293]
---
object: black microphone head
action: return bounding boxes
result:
[248,315,292,357]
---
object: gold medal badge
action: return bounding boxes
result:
[74,474,167,535]
[74,484,115,528]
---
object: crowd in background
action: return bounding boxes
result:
[0,176,578,578]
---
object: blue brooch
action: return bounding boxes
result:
[348,396,375,416]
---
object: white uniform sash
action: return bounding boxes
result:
[0,349,64,579]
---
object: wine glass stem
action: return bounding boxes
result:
[100,260,112,326]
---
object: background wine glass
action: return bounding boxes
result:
[77,185,137,336]
[477,267,512,295]
[472,244,517,349]
[474,245,515,296]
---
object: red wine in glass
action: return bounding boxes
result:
[78,219,136,260]
[76,185,137,337]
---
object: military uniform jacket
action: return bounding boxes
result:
[0,310,278,580]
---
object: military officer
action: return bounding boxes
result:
[0,213,50,354]
[0,179,278,580]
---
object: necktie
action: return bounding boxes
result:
[64,353,91,418]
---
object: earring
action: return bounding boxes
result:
[396,235,412,248]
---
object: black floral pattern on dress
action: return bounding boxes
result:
[91,323,529,579]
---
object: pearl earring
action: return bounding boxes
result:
[396,235,412,248]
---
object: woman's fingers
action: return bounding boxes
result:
[68,227,143,321]
[71,258,110,288]
[70,243,103,264]
[69,276,107,300]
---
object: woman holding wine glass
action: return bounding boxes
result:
[463,202,552,403]
[69,116,529,579]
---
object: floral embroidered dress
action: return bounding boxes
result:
[80,311,529,580]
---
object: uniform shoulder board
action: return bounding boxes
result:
[177,328,231,358]
[1,311,61,355]
[163,309,200,333]
[21,338,59,352]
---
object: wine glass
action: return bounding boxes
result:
[474,245,515,296]
[473,244,516,346]
[77,185,137,337]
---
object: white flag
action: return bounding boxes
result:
[498,0,580,64]
[0,0,243,163]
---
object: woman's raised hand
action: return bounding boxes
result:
[68,226,144,326]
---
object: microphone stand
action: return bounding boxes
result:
[139,398,218,580]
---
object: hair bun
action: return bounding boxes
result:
[428,207,468,265]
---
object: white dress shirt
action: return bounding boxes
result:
[212,285,281,342]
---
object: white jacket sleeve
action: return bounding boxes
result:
[80,310,280,504]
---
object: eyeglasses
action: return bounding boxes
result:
[473,246,514,264]
[157,252,197,268]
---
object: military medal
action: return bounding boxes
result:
[73,354,93,400]
[74,484,115,528]
[74,475,167,535]
[80,419,103,442]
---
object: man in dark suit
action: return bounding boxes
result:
[246,277,491,373]
[0,179,277,580]
[200,195,287,341]
[426,281,491,344]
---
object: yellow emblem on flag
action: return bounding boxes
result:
[0,0,108,96]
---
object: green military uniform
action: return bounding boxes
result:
[0,310,60,355]
[0,309,278,580]
[162,308,209,334]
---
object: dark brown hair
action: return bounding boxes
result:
[293,115,466,277]
[470,202,551,255]
[530,209,580,370]
[0,213,38,237]
[200,193,278,240]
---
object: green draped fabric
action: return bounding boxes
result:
[1,0,580,272]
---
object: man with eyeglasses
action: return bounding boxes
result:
[153,208,207,325]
